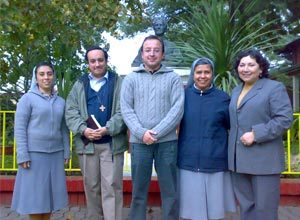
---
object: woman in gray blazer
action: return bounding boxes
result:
[228,49,293,220]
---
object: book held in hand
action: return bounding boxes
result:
[81,115,102,145]
[91,115,102,128]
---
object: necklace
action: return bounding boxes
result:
[89,77,107,112]
[96,89,107,112]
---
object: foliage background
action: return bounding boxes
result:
[119,0,300,92]
[0,0,144,104]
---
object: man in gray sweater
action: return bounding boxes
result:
[120,35,184,220]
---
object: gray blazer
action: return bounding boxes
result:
[228,78,293,174]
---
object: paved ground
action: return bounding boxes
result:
[1,205,300,219]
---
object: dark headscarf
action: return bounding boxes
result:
[186,57,215,88]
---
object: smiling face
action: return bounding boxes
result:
[36,65,54,94]
[87,49,107,78]
[237,55,262,85]
[141,39,164,72]
[193,64,213,90]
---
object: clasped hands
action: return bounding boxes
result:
[143,130,157,145]
[84,127,108,141]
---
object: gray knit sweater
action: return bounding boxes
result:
[120,65,184,143]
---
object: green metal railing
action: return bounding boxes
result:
[1,110,300,175]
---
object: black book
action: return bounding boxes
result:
[81,115,101,146]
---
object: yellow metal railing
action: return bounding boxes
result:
[1,110,300,175]
[0,110,131,174]
[282,113,300,175]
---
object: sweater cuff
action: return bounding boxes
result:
[17,153,30,165]
[135,128,148,141]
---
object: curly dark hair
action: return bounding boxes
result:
[234,49,270,79]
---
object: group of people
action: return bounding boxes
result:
[11,34,293,220]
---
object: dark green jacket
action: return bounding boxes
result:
[65,71,127,155]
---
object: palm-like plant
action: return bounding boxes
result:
[175,0,278,93]
[56,67,74,100]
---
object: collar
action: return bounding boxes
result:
[192,83,214,95]
[134,64,173,74]
[88,72,108,92]
[88,71,109,81]
[193,83,213,92]
[144,64,162,74]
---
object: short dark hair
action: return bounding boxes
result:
[35,61,55,77]
[141,35,165,53]
[85,46,108,62]
[234,49,270,79]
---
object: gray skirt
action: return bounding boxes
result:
[179,169,237,220]
[11,151,68,215]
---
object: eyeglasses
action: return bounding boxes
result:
[143,48,162,54]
